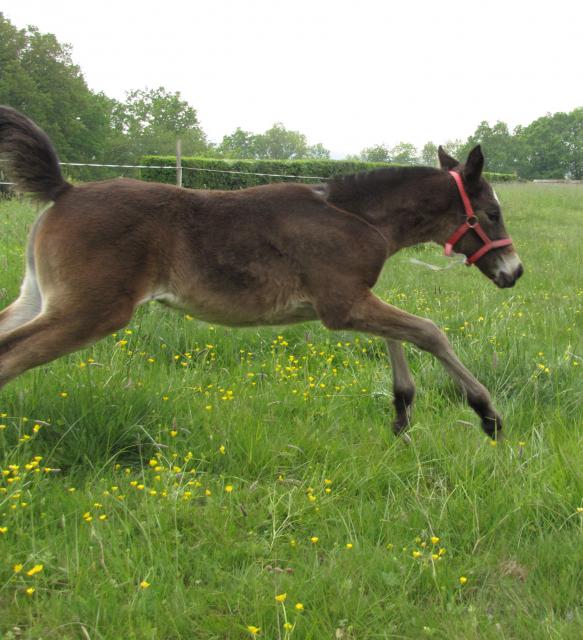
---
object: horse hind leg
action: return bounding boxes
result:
[0,297,135,390]
[0,269,43,336]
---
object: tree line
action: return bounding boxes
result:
[358,113,583,180]
[1,14,581,178]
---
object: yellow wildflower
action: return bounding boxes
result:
[275,592,287,602]
[294,602,304,612]
[140,580,151,589]
[26,564,43,577]
[459,576,468,585]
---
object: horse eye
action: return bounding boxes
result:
[486,211,500,222]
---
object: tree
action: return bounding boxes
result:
[0,13,115,161]
[216,128,258,158]
[216,122,330,160]
[360,142,419,165]
[390,142,419,165]
[435,139,467,164]
[254,122,308,159]
[115,87,208,159]
[305,142,330,160]
[360,144,391,162]
[421,142,438,167]
[465,120,517,174]
[514,109,583,179]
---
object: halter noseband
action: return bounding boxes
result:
[444,170,513,265]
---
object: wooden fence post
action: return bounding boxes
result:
[176,139,182,188]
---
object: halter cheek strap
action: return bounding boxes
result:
[445,170,513,265]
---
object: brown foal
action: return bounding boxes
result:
[0,106,523,438]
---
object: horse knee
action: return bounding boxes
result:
[414,320,453,357]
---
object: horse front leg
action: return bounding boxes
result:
[386,339,415,436]
[318,291,502,439]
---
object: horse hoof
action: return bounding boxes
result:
[482,413,503,440]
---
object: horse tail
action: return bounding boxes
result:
[0,106,71,203]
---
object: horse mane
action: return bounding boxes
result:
[327,165,442,200]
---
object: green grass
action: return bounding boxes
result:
[0,184,582,639]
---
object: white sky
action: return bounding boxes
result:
[3,0,582,158]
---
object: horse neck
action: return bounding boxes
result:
[326,168,455,251]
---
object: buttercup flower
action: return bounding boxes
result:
[26,564,43,577]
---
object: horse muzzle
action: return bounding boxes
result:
[492,253,524,288]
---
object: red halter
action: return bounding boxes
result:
[444,170,513,265]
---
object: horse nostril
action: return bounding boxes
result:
[515,264,524,280]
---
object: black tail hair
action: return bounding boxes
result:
[0,106,71,202]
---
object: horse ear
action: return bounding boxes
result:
[464,145,484,184]
[438,146,459,170]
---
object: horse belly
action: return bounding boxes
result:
[152,286,317,328]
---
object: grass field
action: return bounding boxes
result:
[0,184,582,639]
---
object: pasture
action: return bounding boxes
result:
[0,183,582,639]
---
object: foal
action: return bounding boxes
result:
[0,106,523,438]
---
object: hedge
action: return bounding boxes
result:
[140,156,516,190]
